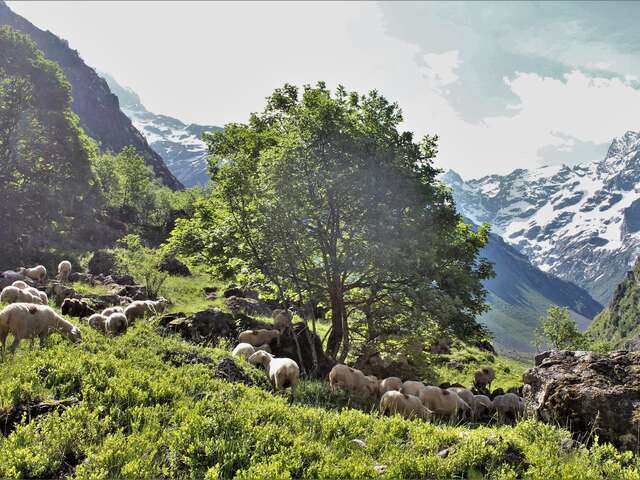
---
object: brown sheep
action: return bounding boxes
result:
[379,391,432,421]
[237,329,280,347]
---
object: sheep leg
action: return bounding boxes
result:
[9,336,21,354]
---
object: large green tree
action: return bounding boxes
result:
[0,26,99,265]
[169,83,492,362]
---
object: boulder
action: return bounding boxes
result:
[68,272,95,285]
[523,350,640,451]
[104,274,135,286]
[87,250,116,276]
[158,256,191,276]
[215,357,254,385]
[224,295,272,317]
[116,284,148,300]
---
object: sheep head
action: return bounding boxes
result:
[67,326,82,343]
[248,350,273,367]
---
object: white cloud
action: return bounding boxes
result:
[420,51,461,88]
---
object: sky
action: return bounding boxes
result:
[7,1,640,179]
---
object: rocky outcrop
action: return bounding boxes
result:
[157,309,334,377]
[87,251,116,276]
[0,2,181,190]
[523,350,640,451]
[158,256,190,276]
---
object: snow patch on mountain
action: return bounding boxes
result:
[443,131,640,304]
[101,72,221,187]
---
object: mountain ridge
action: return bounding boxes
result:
[444,130,640,304]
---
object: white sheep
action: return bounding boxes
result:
[237,329,280,347]
[419,386,471,420]
[124,299,169,323]
[102,306,124,317]
[18,265,47,284]
[248,350,300,391]
[400,380,426,398]
[474,367,496,390]
[87,313,107,333]
[329,364,378,400]
[232,342,256,360]
[379,391,431,421]
[0,303,81,355]
[105,312,128,336]
[447,387,475,411]
[272,308,293,334]
[11,280,29,290]
[493,393,524,423]
[25,287,48,305]
[473,394,494,418]
[57,260,72,284]
[379,377,403,395]
[1,286,44,305]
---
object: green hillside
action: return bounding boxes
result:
[588,257,640,349]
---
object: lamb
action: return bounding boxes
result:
[102,306,124,317]
[272,308,293,334]
[124,299,169,324]
[419,386,471,420]
[379,391,432,421]
[105,312,128,336]
[87,313,107,333]
[61,298,95,318]
[248,350,300,391]
[329,364,378,400]
[237,329,280,347]
[472,394,494,419]
[379,376,403,395]
[1,286,44,305]
[57,260,72,284]
[493,393,524,423]
[232,342,256,360]
[474,367,496,391]
[18,265,47,284]
[0,303,81,355]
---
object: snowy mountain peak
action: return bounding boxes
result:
[445,132,640,304]
[100,73,221,187]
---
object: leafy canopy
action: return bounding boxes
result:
[168,82,493,361]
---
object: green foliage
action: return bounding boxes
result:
[534,305,586,351]
[0,318,638,479]
[168,82,493,361]
[113,235,168,298]
[0,26,100,267]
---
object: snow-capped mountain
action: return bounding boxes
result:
[444,131,640,304]
[101,73,221,187]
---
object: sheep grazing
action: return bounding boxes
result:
[57,260,72,284]
[237,329,280,347]
[18,265,47,284]
[25,287,48,305]
[248,350,300,391]
[379,376,403,395]
[105,312,128,336]
[272,308,293,334]
[124,299,169,324]
[379,391,432,421]
[11,280,29,290]
[102,306,124,317]
[493,393,525,423]
[87,313,107,333]
[232,342,256,360]
[400,380,426,398]
[329,364,378,400]
[1,286,44,305]
[473,394,494,419]
[61,298,95,318]
[447,387,475,411]
[474,367,496,391]
[0,303,81,355]
[419,386,471,420]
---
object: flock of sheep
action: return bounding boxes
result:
[1,263,526,426]
[0,261,168,356]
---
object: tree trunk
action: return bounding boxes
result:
[326,285,344,359]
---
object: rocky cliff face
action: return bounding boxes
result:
[444,131,640,304]
[0,1,182,190]
[101,72,221,187]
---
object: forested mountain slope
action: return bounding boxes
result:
[0,1,182,190]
